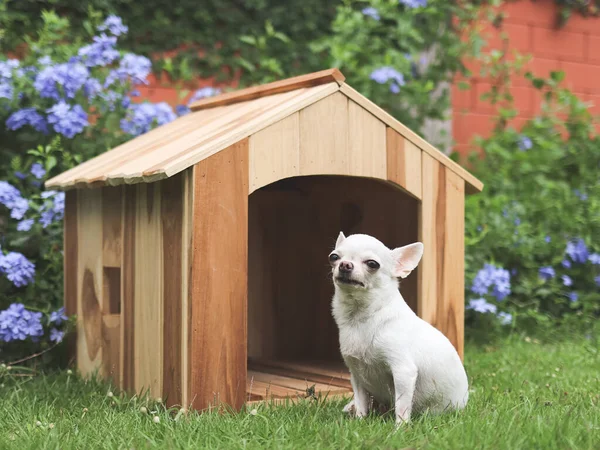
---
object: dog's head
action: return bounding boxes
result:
[329,232,423,291]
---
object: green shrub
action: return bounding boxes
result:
[464,70,600,334]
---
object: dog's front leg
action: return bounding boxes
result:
[392,362,418,425]
[350,372,369,418]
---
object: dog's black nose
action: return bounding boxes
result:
[339,261,354,273]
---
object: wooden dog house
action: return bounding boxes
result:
[46,69,483,410]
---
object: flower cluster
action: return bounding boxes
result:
[362,7,381,20]
[2,14,176,141]
[120,102,177,136]
[471,263,511,301]
[0,252,35,287]
[0,181,29,219]
[468,263,512,325]
[536,237,600,302]
[0,304,67,344]
[39,191,66,228]
[399,0,428,8]
[370,67,405,94]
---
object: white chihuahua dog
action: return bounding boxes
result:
[330,232,469,425]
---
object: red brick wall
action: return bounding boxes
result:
[452,0,600,156]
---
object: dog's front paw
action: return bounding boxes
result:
[342,399,355,415]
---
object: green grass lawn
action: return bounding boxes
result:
[1,336,599,450]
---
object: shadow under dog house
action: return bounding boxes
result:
[46,69,483,411]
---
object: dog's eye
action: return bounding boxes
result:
[329,253,340,263]
[365,260,380,270]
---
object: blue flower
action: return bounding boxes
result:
[83,78,102,100]
[399,0,427,8]
[498,311,512,325]
[98,15,128,37]
[518,135,532,151]
[390,83,401,94]
[100,90,122,111]
[595,275,600,287]
[105,54,151,87]
[467,298,497,314]
[362,7,381,20]
[6,108,48,134]
[370,67,405,89]
[567,292,578,302]
[561,275,572,286]
[34,63,90,100]
[49,328,65,343]
[46,102,89,138]
[573,189,588,201]
[0,181,29,219]
[187,87,222,105]
[0,303,43,342]
[17,219,34,231]
[565,238,589,264]
[78,34,120,68]
[545,236,551,243]
[588,253,600,265]
[539,266,555,280]
[0,252,35,287]
[561,259,572,269]
[38,56,52,66]
[39,191,65,227]
[120,102,176,136]
[14,172,26,180]
[471,263,511,301]
[49,307,68,325]
[0,59,19,79]
[176,104,191,116]
[0,80,12,99]
[514,218,521,226]
[30,163,46,180]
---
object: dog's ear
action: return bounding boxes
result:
[390,242,424,278]
[336,231,346,248]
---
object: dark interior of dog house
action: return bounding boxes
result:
[246,175,419,400]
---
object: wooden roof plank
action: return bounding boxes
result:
[189,68,345,112]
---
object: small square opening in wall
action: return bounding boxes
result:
[103,267,121,314]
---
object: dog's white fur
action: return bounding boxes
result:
[330,232,469,425]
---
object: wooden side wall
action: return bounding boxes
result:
[188,139,249,411]
[419,154,465,359]
[66,170,193,406]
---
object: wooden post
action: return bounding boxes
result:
[419,153,465,359]
[189,139,249,410]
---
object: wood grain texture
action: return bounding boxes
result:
[339,83,483,194]
[419,153,440,326]
[386,128,422,199]
[440,170,465,360]
[134,183,164,397]
[299,92,349,175]
[121,185,136,391]
[64,190,78,363]
[189,139,249,411]
[181,168,194,408]
[419,154,464,359]
[102,187,123,268]
[249,113,300,193]
[161,174,184,407]
[102,314,121,383]
[76,188,104,377]
[348,100,386,179]
[189,68,345,111]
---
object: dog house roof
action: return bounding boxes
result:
[45,69,483,193]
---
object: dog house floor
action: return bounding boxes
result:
[246,359,353,403]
